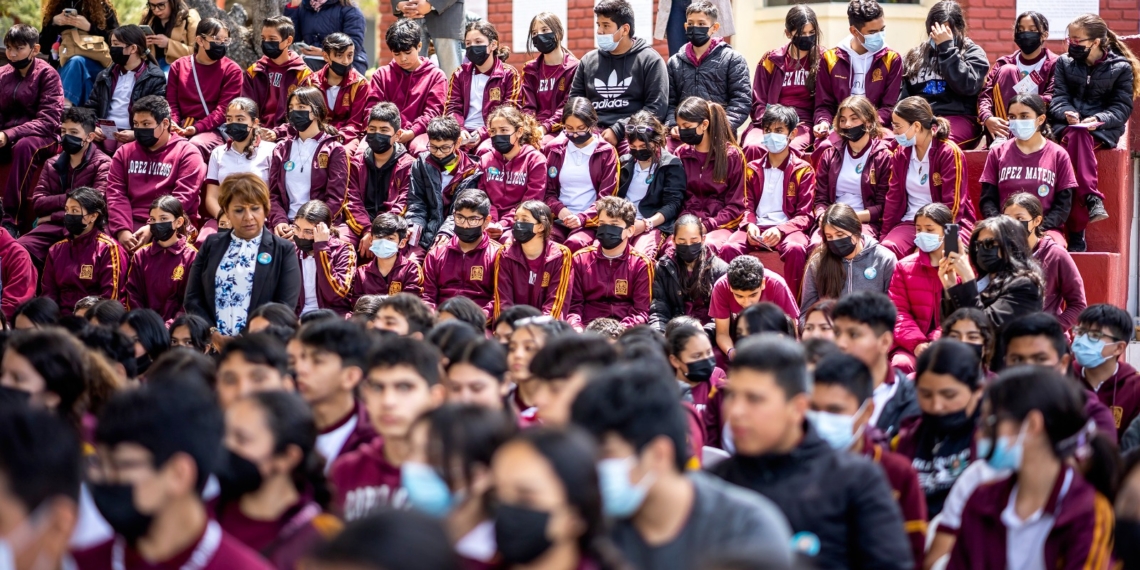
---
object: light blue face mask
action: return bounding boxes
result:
[596,31,620,53]
[400,461,454,518]
[597,457,655,519]
[1008,119,1039,141]
[370,238,399,259]
[860,31,885,53]
[763,132,789,154]
[894,125,918,148]
[808,405,865,451]
[978,428,1025,471]
[1072,334,1112,369]
[914,231,943,253]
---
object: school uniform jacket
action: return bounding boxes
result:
[750,45,825,127]
[304,66,372,144]
[166,56,244,133]
[215,499,340,570]
[243,53,313,129]
[881,138,976,237]
[521,53,580,135]
[1033,235,1086,330]
[492,240,573,319]
[42,230,128,315]
[349,251,424,305]
[184,227,302,326]
[268,134,368,235]
[1079,361,1140,437]
[296,237,356,315]
[543,138,620,227]
[743,152,814,235]
[947,467,1113,570]
[815,46,904,127]
[858,431,928,570]
[445,58,523,144]
[479,144,547,232]
[351,143,415,228]
[813,137,893,230]
[125,236,198,321]
[889,252,944,355]
[0,231,36,322]
[0,57,63,142]
[615,151,686,234]
[676,144,747,232]
[565,244,653,329]
[32,145,112,226]
[977,50,1058,124]
[688,368,727,449]
[405,152,482,249]
[421,233,502,315]
[106,135,207,235]
[365,58,448,139]
[71,522,275,570]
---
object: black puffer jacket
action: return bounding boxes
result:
[1048,50,1136,148]
[649,251,727,331]
[666,41,752,131]
[900,39,990,119]
[405,154,482,250]
[85,61,167,123]
[615,150,686,234]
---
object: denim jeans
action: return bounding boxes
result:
[419,26,464,78]
[60,55,106,105]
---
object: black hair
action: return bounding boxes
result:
[121,308,171,364]
[526,12,566,55]
[915,202,953,228]
[904,0,972,81]
[831,290,897,336]
[664,315,703,339]
[150,195,188,236]
[803,337,842,366]
[530,333,618,381]
[308,510,460,570]
[218,332,290,375]
[760,104,800,133]
[665,324,705,360]
[261,15,295,41]
[438,296,487,332]
[941,307,995,367]
[385,18,421,53]
[248,302,300,333]
[351,295,383,323]
[738,302,796,339]
[62,106,98,133]
[572,362,690,470]
[0,406,81,510]
[77,325,137,380]
[562,97,599,130]
[12,297,60,327]
[812,352,873,403]
[5,329,89,428]
[726,255,764,291]
[298,319,373,370]
[453,189,492,217]
[1077,304,1134,345]
[294,200,335,235]
[809,203,863,299]
[847,0,884,28]
[377,293,436,336]
[300,309,340,326]
[426,116,462,142]
[783,5,820,92]
[287,86,338,137]
[113,25,157,66]
[672,214,718,304]
[67,186,108,229]
[968,215,1045,302]
[915,339,982,391]
[74,296,102,314]
[145,348,216,389]
[447,338,508,383]
[464,20,510,62]
[169,314,212,352]
[594,0,636,37]
[985,366,1120,500]
[1006,93,1053,139]
[4,24,39,48]
[892,96,952,142]
[322,32,353,55]
[686,0,718,20]
[368,101,402,132]
[132,94,171,125]
[730,335,810,398]
[246,391,331,508]
[371,212,408,240]
[624,110,667,168]
[87,299,125,326]
[426,319,483,365]
[1002,313,1068,362]
[96,378,223,492]
[676,97,735,182]
[367,336,441,386]
[1001,192,1045,238]
[619,325,667,355]
[492,305,542,332]
[416,403,515,493]
[193,18,227,50]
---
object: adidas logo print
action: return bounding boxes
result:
[593,70,632,110]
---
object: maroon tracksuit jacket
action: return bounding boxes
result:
[859,431,928,570]
[492,240,573,319]
[365,58,448,139]
[1033,234,1086,330]
[743,152,815,234]
[305,66,372,143]
[947,466,1113,570]
[351,143,415,221]
[421,233,502,315]
[750,45,824,126]
[216,499,337,570]
[329,438,407,521]
[688,368,727,449]
[479,144,547,232]
[0,230,36,322]
[125,236,198,321]
[882,138,977,237]
[565,244,654,329]
[295,237,356,314]
[813,137,893,232]
[815,46,905,126]
[543,138,620,226]
[521,53,580,134]
[243,53,313,129]
[41,230,128,315]
[106,135,207,236]
[72,521,275,570]
[676,145,747,231]
[268,134,369,234]
[1080,360,1140,437]
[0,57,63,142]
[349,251,423,306]
[22,145,112,263]
[166,56,244,133]
[977,50,1058,124]
[445,58,523,144]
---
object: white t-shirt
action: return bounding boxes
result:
[301,255,319,314]
[108,70,136,129]
[326,85,341,111]
[869,377,899,427]
[465,73,490,129]
[903,150,933,222]
[626,162,653,219]
[1003,469,1072,570]
[285,136,322,219]
[842,39,877,96]
[755,166,789,227]
[315,413,358,474]
[558,139,598,214]
[837,146,869,210]
[207,141,274,184]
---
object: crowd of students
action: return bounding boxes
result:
[0,0,1139,567]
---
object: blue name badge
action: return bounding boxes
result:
[257,252,272,265]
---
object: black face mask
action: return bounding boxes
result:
[61,134,86,155]
[684,357,716,383]
[1067,42,1092,61]
[135,126,161,148]
[792,34,816,51]
[966,341,985,363]
[678,127,704,146]
[532,32,558,55]
[63,214,88,237]
[366,133,393,155]
[223,122,251,142]
[512,221,536,244]
[827,236,856,258]
[566,131,592,146]
[136,354,153,376]
[289,110,314,132]
[430,152,455,168]
[922,410,974,434]
[491,134,515,155]
[216,449,265,500]
[90,483,154,543]
[329,60,351,77]
[975,247,1005,275]
[455,225,483,244]
[294,236,315,252]
[631,147,654,162]
[839,124,867,141]
[675,242,702,263]
[685,26,711,47]
[8,57,32,70]
[0,384,30,408]
[149,221,176,243]
[495,504,553,565]
[1019,220,1033,236]
[596,224,625,250]
[205,41,227,61]
[1014,31,1042,54]
[261,40,284,59]
[110,46,131,67]
[466,45,490,67]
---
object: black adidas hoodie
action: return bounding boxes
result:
[570,37,669,140]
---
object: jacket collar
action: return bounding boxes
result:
[254,52,309,74]
[505,239,559,264]
[314,65,365,88]
[54,143,97,175]
[449,232,492,253]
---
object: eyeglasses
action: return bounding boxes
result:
[1068,37,1093,45]
[429,144,455,154]
[201,35,231,45]
[148,1,167,9]
[454,214,485,227]
[976,238,999,251]
[1072,327,1121,343]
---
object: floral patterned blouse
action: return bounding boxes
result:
[214,232,262,336]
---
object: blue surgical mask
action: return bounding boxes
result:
[763,132,789,154]
[370,238,399,259]
[400,462,455,518]
[895,125,917,148]
[809,407,864,451]
[1072,334,1112,369]
[979,429,1025,471]
[914,231,943,253]
[597,457,655,519]
[860,31,885,53]
[596,32,619,53]
[1008,119,1038,141]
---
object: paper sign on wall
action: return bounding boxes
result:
[513,0,568,52]
[1015,0,1098,40]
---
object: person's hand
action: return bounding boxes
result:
[601,128,618,147]
[71,13,91,30]
[395,129,414,144]
[1080,116,1100,131]
[314,222,331,243]
[36,216,51,225]
[91,130,106,142]
[432,233,449,250]
[53,12,70,25]
[984,116,1009,138]
[915,342,931,356]
[0,132,8,148]
[210,330,231,353]
[937,255,957,289]
[930,22,953,46]
[670,126,680,140]
[132,225,152,249]
[258,127,277,142]
[632,219,647,237]
[536,126,546,138]
[485,223,503,241]
[415,0,432,16]
[357,232,374,258]
[181,125,197,138]
[760,227,782,248]
[813,121,830,138]
[301,45,324,57]
[948,249,975,282]
[114,130,135,143]
[117,230,139,250]
[745,223,762,245]
[559,209,581,230]
[145,34,168,48]
[1065,111,1080,125]
[274,223,294,239]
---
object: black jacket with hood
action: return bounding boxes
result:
[615,149,686,234]
[1048,50,1136,148]
[666,40,752,131]
[649,250,727,331]
[405,153,482,250]
[900,39,989,119]
[85,61,167,123]
[570,37,670,140]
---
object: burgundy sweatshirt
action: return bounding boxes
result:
[32,145,111,224]
[1080,360,1140,437]
[977,50,1058,124]
[306,65,372,143]
[329,438,406,521]
[815,46,904,127]
[365,58,448,138]
[493,240,573,320]
[166,56,244,132]
[479,144,548,232]
[106,135,206,236]
[1033,235,1086,330]
[421,233,502,316]
[349,251,423,306]
[125,236,198,321]
[42,230,128,315]
[521,53,580,134]
[676,144,746,232]
[243,53,313,128]
[0,57,63,141]
[0,231,37,322]
[565,244,653,329]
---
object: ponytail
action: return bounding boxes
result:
[466,20,511,62]
[676,97,735,183]
[893,96,948,142]
[932,117,950,142]
[1007,93,1053,140]
[1106,29,1140,98]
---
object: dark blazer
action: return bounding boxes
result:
[615,150,686,234]
[184,227,301,327]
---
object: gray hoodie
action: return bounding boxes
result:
[800,234,897,320]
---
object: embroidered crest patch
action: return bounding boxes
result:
[615,279,628,296]
[80,265,94,280]
[470,266,484,281]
